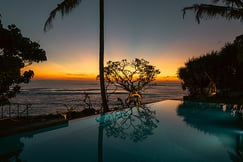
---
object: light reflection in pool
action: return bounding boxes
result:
[0,100,242,162]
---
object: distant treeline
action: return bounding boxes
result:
[178,34,243,98]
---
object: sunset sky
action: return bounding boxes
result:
[1,0,243,80]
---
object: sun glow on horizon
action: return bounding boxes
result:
[25,54,183,81]
[32,75,180,82]
[23,43,193,82]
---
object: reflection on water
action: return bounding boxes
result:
[0,135,24,161]
[96,105,159,162]
[177,101,243,162]
[96,105,159,142]
[0,123,68,162]
[0,100,242,162]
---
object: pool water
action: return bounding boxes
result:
[0,100,242,162]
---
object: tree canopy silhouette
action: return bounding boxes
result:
[183,0,243,23]
[44,0,109,112]
[0,20,47,104]
[178,34,243,97]
[101,58,160,96]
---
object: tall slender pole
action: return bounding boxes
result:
[99,0,109,113]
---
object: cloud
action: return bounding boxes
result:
[65,73,96,80]
[66,73,92,77]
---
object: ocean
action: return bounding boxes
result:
[8,80,187,116]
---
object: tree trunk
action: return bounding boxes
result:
[99,0,109,113]
[98,115,105,162]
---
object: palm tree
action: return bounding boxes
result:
[182,0,243,23]
[44,0,109,113]
[0,14,2,28]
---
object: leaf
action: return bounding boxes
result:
[44,0,82,32]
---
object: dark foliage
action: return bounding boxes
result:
[102,58,160,94]
[178,34,243,97]
[0,20,47,104]
[44,0,82,32]
[183,0,243,23]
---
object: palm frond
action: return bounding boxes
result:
[183,4,243,23]
[44,0,82,32]
[212,0,243,7]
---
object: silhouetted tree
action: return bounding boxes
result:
[44,0,109,113]
[0,19,47,104]
[218,36,243,90]
[178,34,243,97]
[183,0,243,23]
[178,53,217,96]
[101,58,160,105]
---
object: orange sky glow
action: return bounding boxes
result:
[26,43,221,81]
[5,0,242,82]
[26,58,182,81]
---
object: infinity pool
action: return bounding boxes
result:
[0,100,242,162]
